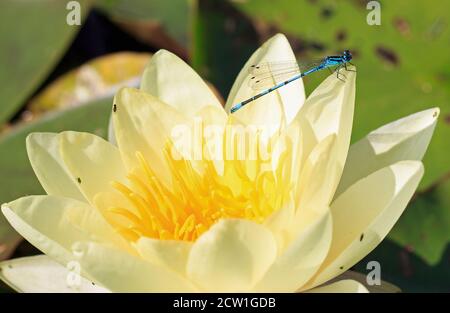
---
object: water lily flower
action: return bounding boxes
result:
[0,34,438,293]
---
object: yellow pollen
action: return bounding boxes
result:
[105,134,294,242]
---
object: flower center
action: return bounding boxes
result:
[105,137,293,242]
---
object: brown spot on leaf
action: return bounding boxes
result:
[336,30,347,42]
[444,114,450,124]
[399,247,414,277]
[321,7,334,19]
[375,46,399,66]
[393,17,410,36]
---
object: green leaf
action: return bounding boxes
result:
[232,0,450,191]
[0,0,90,124]
[95,0,193,47]
[389,177,450,265]
[354,239,450,292]
[192,0,260,97]
[0,98,112,260]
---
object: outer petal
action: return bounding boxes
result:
[335,107,439,198]
[308,279,368,293]
[59,131,127,204]
[307,160,424,288]
[295,66,356,176]
[75,242,197,292]
[26,133,85,202]
[0,255,108,293]
[186,219,277,292]
[1,195,127,265]
[136,237,192,276]
[253,211,332,292]
[141,49,223,117]
[225,34,305,126]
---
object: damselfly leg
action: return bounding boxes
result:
[344,62,357,72]
[336,65,347,82]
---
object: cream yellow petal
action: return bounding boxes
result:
[186,219,277,291]
[141,49,223,117]
[308,279,368,293]
[107,116,116,145]
[263,202,295,250]
[253,211,332,292]
[136,237,192,276]
[59,131,127,204]
[26,133,85,202]
[294,134,338,217]
[225,33,305,126]
[335,107,439,198]
[74,241,197,292]
[1,195,125,265]
[296,67,355,174]
[113,87,190,185]
[307,160,423,288]
[0,255,108,293]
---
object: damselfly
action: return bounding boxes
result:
[230,50,355,113]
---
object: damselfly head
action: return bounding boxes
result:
[343,50,352,61]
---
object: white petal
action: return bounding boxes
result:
[335,107,439,197]
[141,49,222,117]
[307,160,423,288]
[0,255,108,293]
[113,87,189,185]
[225,34,305,126]
[26,133,85,202]
[186,219,277,291]
[58,131,127,204]
[294,134,339,217]
[296,66,356,174]
[75,242,197,292]
[107,115,116,145]
[308,279,368,293]
[1,195,126,265]
[136,237,192,276]
[253,211,332,292]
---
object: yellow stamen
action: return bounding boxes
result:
[102,130,294,242]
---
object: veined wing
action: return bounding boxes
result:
[248,70,301,90]
[248,59,326,90]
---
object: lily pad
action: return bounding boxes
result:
[354,239,450,292]
[28,52,151,114]
[389,177,450,265]
[95,0,193,48]
[0,0,90,124]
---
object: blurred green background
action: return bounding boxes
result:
[0,0,449,292]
